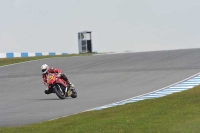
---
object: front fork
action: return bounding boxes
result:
[53,84,65,95]
[66,85,71,96]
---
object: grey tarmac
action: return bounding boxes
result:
[1,48,200,126]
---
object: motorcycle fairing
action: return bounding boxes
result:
[47,74,56,85]
[56,78,67,87]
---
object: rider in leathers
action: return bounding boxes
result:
[41,64,74,95]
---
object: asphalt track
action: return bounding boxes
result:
[1,49,200,126]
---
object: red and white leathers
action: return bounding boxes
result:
[42,67,63,87]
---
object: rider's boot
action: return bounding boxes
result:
[68,82,74,89]
[44,87,51,94]
[69,81,75,92]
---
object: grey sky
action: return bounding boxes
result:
[0,0,200,53]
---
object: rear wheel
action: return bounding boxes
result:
[53,85,65,99]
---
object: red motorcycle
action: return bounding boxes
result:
[47,73,77,99]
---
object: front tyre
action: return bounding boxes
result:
[71,88,77,98]
[53,85,65,99]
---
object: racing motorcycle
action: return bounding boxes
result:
[47,73,77,99]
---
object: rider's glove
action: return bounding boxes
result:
[56,73,61,77]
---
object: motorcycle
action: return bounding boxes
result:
[47,73,77,99]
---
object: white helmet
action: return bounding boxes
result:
[41,64,49,74]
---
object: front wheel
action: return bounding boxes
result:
[53,85,65,99]
[71,88,77,98]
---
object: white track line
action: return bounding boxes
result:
[89,72,200,111]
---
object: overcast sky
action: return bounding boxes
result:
[0,0,200,53]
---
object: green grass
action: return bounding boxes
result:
[0,53,94,67]
[1,85,200,133]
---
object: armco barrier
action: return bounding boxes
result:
[0,52,68,58]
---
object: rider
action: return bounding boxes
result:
[41,64,74,95]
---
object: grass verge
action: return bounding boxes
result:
[0,53,94,67]
[1,85,200,132]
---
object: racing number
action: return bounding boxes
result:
[48,75,53,80]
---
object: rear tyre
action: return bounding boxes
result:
[53,85,66,99]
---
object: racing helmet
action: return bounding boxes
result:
[41,64,49,74]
